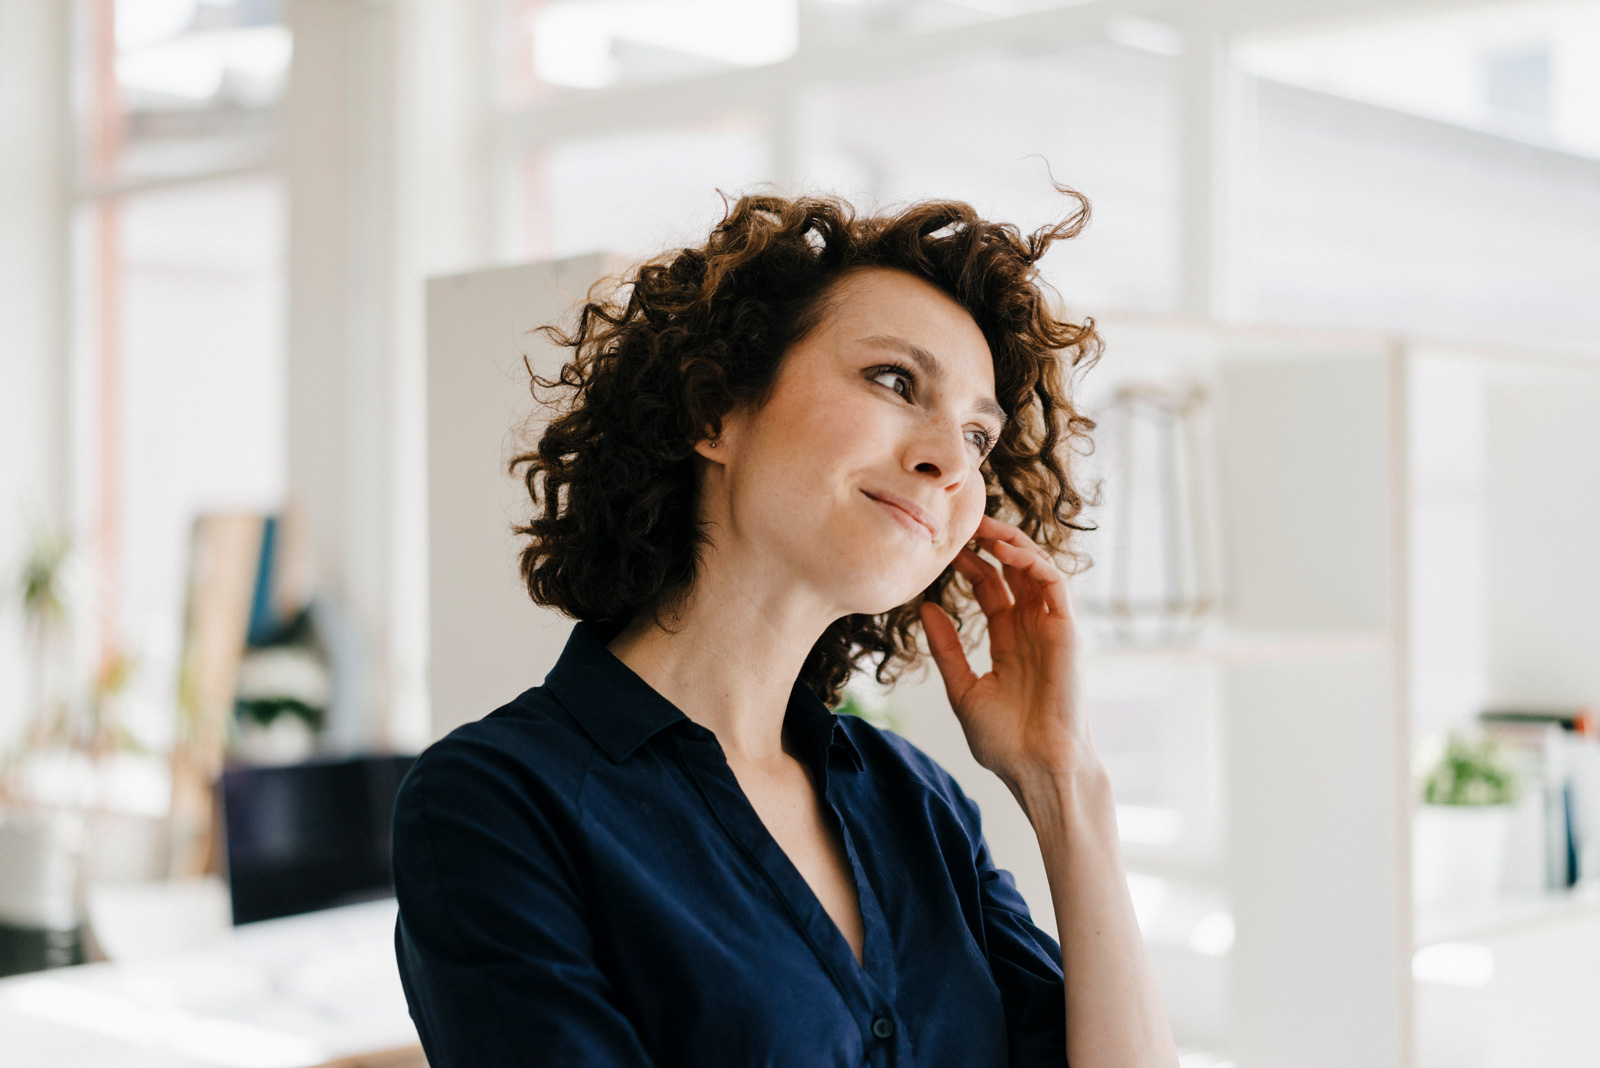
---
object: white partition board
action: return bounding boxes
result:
[426,255,606,740]
[1215,352,1393,632]
[1212,345,1409,1068]
[1226,650,1406,1068]
[1484,370,1600,709]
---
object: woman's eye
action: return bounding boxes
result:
[966,429,994,456]
[870,367,912,398]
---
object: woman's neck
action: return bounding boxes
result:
[606,545,837,767]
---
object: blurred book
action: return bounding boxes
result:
[172,513,268,878]
[1480,707,1600,891]
[172,510,317,877]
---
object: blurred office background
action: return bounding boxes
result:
[2,0,1599,1065]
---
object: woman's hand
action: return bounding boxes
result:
[919,515,1096,804]
[925,517,1180,1067]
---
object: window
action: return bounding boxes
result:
[70,0,288,751]
[1483,43,1551,125]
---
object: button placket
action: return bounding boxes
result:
[670,730,891,1027]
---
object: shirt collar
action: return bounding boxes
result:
[543,620,864,772]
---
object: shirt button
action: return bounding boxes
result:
[871,1016,895,1040]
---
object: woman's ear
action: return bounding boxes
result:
[694,413,739,463]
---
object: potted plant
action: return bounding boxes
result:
[0,531,86,975]
[232,631,329,766]
[1414,733,1520,912]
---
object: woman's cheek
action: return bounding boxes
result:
[949,475,988,548]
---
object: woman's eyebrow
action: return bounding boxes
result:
[859,334,1008,427]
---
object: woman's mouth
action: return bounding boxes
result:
[862,489,938,542]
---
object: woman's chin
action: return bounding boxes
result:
[834,575,939,619]
[814,534,948,617]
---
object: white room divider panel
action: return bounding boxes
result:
[1213,341,1409,1068]
[425,254,606,738]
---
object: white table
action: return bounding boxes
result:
[0,898,420,1068]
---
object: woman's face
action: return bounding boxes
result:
[702,266,1003,616]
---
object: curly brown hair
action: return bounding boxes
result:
[510,191,1099,707]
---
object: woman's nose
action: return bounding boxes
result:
[907,420,969,489]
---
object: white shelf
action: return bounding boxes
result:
[1415,884,1600,947]
[1082,627,1391,665]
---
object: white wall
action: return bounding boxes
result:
[285,0,501,753]
[1255,79,1600,353]
[0,0,69,746]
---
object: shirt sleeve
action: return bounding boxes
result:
[391,734,657,1068]
[972,828,1071,1068]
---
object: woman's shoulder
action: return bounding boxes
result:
[390,688,602,947]
[398,685,600,820]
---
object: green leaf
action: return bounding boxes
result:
[1422,734,1519,806]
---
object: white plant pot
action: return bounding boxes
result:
[235,715,317,766]
[0,811,86,930]
[84,810,171,885]
[1414,804,1512,912]
[85,876,231,961]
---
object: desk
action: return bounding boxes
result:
[0,898,420,1068]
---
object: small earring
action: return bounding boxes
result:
[709,441,718,448]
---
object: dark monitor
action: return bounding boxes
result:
[221,754,415,925]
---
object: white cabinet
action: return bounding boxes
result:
[1063,320,1600,1068]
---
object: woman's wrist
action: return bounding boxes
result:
[1002,750,1115,831]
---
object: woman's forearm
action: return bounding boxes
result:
[1010,760,1178,1068]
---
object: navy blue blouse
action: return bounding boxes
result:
[392,620,1068,1067]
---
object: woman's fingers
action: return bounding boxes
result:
[953,547,1011,618]
[988,539,1045,613]
[975,516,1051,573]
[974,517,1070,616]
[975,514,1040,555]
[955,514,1072,623]
[994,539,1070,616]
[919,601,978,705]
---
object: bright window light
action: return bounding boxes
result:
[1413,941,1495,988]
[1484,44,1551,122]
[531,0,799,89]
[117,0,201,51]
[1106,16,1182,57]
[117,25,292,105]
[1179,1053,1236,1068]
[1238,1,1600,157]
[1126,872,1170,935]
[1187,911,1235,956]
[1116,803,1184,846]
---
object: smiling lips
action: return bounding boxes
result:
[863,489,939,541]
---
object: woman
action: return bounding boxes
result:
[391,191,1177,1067]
